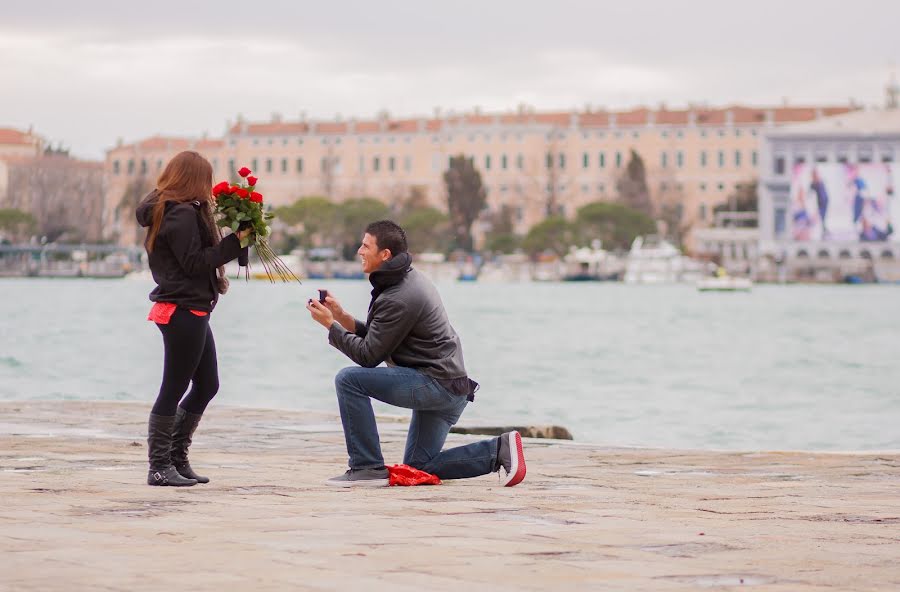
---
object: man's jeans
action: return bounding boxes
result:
[334,366,499,479]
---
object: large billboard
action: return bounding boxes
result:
[790,163,897,242]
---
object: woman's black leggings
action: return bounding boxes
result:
[151,308,219,416]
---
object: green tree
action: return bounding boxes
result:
[483,205,520,254]
[522,216,575,256]
[444,155,487,251]
[616,149,653,217]
[336,197,391,258]
[574,201,656,251]
[399,207,452,253]
[274,196,339,247]
[0,208,36,241]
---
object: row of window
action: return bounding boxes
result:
[773,150,896,175]
[237,127,760,147]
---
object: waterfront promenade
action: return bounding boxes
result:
[1,401,898,591]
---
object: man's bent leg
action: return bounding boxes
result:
[401,380,499,480]
[334,366,445,470]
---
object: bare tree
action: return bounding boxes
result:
[5,154,105,242]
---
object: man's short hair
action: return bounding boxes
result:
[365,220,408,256]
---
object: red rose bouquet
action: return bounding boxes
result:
[212,167,300,282]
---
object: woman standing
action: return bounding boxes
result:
[135,151,249,487]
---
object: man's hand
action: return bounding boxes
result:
[320,290,356,332]
[307,299,335,329]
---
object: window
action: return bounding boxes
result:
[582,152,589,169]
[229,159,235,174]
[281,158,288,173]
[752,151,758,166]
[252,158,258,172]
[388,156,395,172]
[598,152,605,168]
[717,182,725,191]
[882,147,895,163]
[661,130,669,138]
[632,131,640,139]
[113,160,120,174]
[211,158,218,171]
[699,203,707,220]
[501,154,508,170]
[774,155,786,175]
[359,156,365,173]
[516,154,524,169]
[546,153,553,168]
[321,157,328,172]
[404,156,412,171]
[265,159,273,173]
[253,139,259,146]
[282,138,288,146]
[859,146,873,163]
[735,150,742,167]
[296,158,303,173]
[615,151,622,168]
[661,152,668,168]
[581,184,589,194]
[660,182,668,191]
[485,155,491,170]
[140,159,147,175]
[267,138,273,146]
[598,183,605,193]
[717,150,725,168]
[774,207,787,237]
[700,183,707,191]
[373,157,380,172]
[558,153,565,169]
[735,129,742,137]
[431,153,441,171]
[700,151,707,167]
[676,151,684,168]
[297,138,304,145]
[156,159,163,171]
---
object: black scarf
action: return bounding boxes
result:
[368,252,412,311]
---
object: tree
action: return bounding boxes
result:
[399,207,452,253]
[274,196,340,247]
[444,155,487,252]
[574,201,657,251]
[714,181,758,214]
[6,154,105,243]
[336,197,391,258]
[483,205,520,254]
[522,216,576,256]
[0,208,36,241]
[616,149,653,217]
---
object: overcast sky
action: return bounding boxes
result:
[2,0,898,159]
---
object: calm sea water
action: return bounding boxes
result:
[1,277,898,451]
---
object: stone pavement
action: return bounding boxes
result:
[1,401,898,591]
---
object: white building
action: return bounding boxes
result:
[758,108,900,280]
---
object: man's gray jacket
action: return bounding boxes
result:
[328,267,470,382]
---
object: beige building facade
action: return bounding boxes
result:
[103,104,854,247]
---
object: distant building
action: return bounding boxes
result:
[104,104,855,246]
[758,108,900,281]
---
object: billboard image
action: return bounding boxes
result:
[790,162,898,242]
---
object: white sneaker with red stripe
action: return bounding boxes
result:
[497,431,526,487]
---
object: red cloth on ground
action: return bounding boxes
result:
[147,302,208,324]
[387,464,441,486]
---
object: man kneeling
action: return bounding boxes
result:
[306,220,526,488]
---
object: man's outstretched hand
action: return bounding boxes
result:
[307,299,335,329]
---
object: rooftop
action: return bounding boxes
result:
[769,108,900,138]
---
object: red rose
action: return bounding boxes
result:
[212,181,230,195]
[229,185,241,193]
[247,176,258,187]
[238,167,251,177]
[236,188,249,199]
[250,192,263,203]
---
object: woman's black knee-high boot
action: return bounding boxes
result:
[147,413,197,487]
[171,407,210,484]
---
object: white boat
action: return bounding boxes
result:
[624,236,708,284]
[697,276,753,292]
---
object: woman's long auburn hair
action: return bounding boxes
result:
[145,151,221,253]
